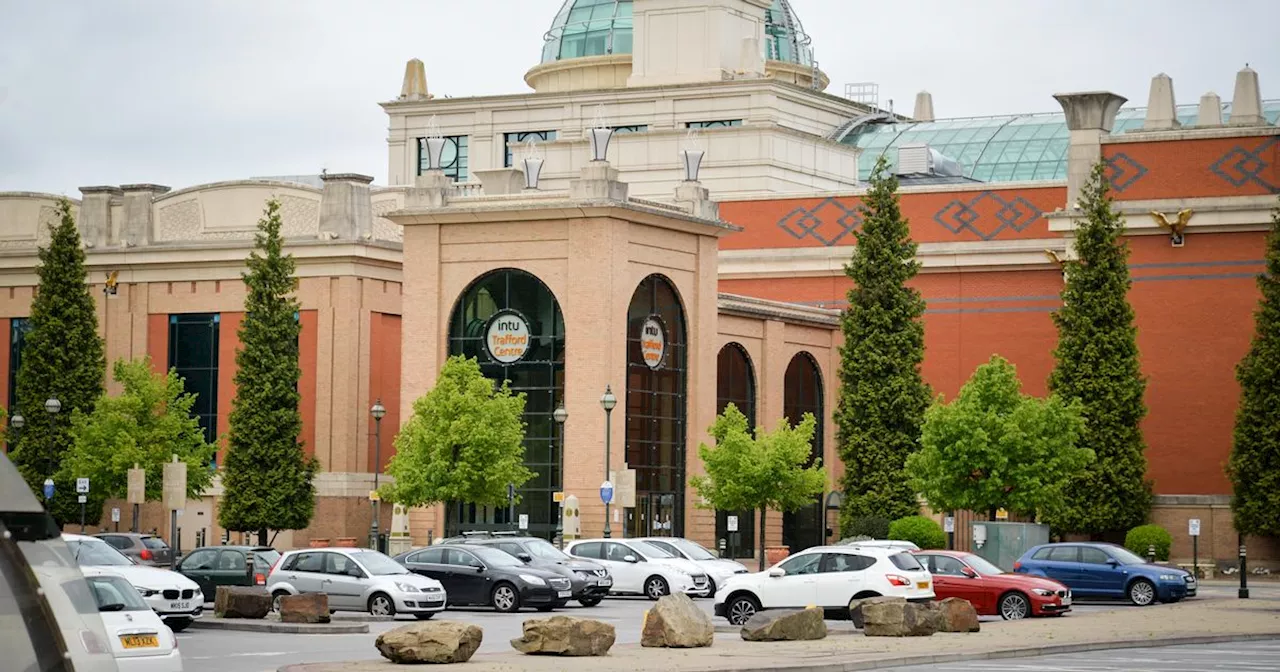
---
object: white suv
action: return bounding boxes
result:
[713,545,935,625]
[64,533,204,632]
[565,539,709,599]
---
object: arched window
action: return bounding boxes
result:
[781,352,824,554]
[715,343,756,559]
[446,268,565,538]
[624,274,687,538]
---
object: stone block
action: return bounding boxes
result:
[848,596,903,629]
[510,615,615,656]
[213,586,271,619]
[279,593,331,624]
[933,597,980,633]
[376,621,483,664]
[862,600,938,637]
[640,593,714,648]
[740,606,827,641]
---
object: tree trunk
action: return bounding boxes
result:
[988,507,997,522]
[758,508,767,572]
[258,528,268,547]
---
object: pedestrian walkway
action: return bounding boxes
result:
[881,638,1280,671]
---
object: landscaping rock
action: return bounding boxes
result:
[862,600,938,637]
[510,616,615,656]
[213,586,271,619]
[740,607,827,641]
[279,593,330,624]
[376,621,483,664]
[848,596,904,629]
[640,593,714,648]
[934,597,981,633]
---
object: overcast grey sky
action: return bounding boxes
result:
[2,0,1277,194]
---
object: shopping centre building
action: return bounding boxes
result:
[1,0,1278,563]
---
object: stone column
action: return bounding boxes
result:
[1142,74,1180,130]
[119,184,170,247]
[405,170,453,209]
[1229,66,1268,126]
[1052,91,1127,207]
[569,161,628,201]
[1197,92,1223,127]
[674,181,719,221]
[913,91,935,122]
[78,186,120,248]
[319,173,374,240]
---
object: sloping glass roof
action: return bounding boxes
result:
[843,100,1280,183]
[541,0,813,67]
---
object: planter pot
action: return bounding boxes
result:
[335,537,358,548]
[309,538,330,548]
[765,546,790,566]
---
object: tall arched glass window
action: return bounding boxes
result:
[624,274,686,538]
[781,352,824,554]
[446,268,565,538]
[715,343,756,558]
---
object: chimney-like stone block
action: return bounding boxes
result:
[569,161,628,201]
[1229,66,1267,126]
[399,59,432,102]
[118,184,169,247]
[406,171,453,209]
[473,168,525,196]
[78,186,121,248]
[674,181,719,221]
[1052,91,1127,207]
[913,91,935,122]
[1197,92,1223,126]
[1142,74,1180,130]
[319,173,374,240]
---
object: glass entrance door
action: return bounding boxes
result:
[627,493,678,537]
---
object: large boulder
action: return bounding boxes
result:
[848,596,903,629]
[376,621,483,664]
[934,597,980,633]
[740,607,827,642]
[213,586,271,619]
[279,593,330,624]
[510,616,616,656]
[640,593,714,648]
[862,600,938,637]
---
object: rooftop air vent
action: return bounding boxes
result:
[896,143,964,178]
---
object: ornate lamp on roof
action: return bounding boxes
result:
[680,129,705,182]
[521,139,545,190]
[423,115,447,172]
[587,109,614,162]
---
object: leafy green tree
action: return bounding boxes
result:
[887,515,947,550]
[836,156,932,532]
[1044,163,1152,535]
[1227,196,1280,537]
[382,355,533,508]
[907,355,1092,521]
[10,199,105,525]
[218,200,317,545]
[59,358,217,511]
[691,404,827,570]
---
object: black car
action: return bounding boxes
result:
[393,544,572,613]
[445,534,613,607]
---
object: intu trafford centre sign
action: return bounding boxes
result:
[486,310,531,364]
[641,316,665,370]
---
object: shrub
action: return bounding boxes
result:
[1124,524,1172,562]
[845,515,891,540]
[888,515,947,550]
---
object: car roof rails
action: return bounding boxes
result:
[491,531,521,537]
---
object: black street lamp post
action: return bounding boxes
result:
[600,386,616,539]
[1238,534,1249,599]
[553,405,567,548]
[43,399,61,505]
[369,399,386,551]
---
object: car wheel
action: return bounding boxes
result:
[271,590,290,613]
[1128,579,1156,606]
[492,583,521,613]
[578,597,603,607]
[726,595,759,626]
[166,617,193,633]
[369,592,396,617]
[644,576,670,600]
[414,613,434,620]
[999,592,1030,620]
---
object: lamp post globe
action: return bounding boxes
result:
[10,414,23,430]
[44,398,61,415]
[600,387,616,411]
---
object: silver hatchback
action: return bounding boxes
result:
[267,547,447,618]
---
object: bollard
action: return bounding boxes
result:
[1147,544,1156,564]
[246,551,256,586]
[1239,535,1249,599]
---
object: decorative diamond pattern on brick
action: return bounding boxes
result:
[776,198,863,246]
[932,192,1043,240]
[1210,137,1278,192]
[1104,153,1149,192]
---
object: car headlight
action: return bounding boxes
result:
[394,582,422,593]
[520,574,547,586]
[136,587,160,597]
[1031,588,1056,596]
[1158,574,1182,581]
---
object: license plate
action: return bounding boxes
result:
[1061,595,1072,606]
[120,635,158,649]
[425,594,444,601]
[598,578,612,587]
[557,590,572,598]
[170,601,190,610]
[916,582,929,589]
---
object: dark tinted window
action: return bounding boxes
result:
[142,537,169,550]
[294,552,324,573]
[446,549,481,567]
[100,535,131,550]
[825,553,875,572]
[169,313,221,447]
[1079,547,1110,565]
[409,548,444,564]
[496,542,524,557]
[325,553,358,575]
[605,543,636,562]
[571,542,602,559]
[182,548,218,570]
[889,553,924,571]
[1031,547,1053,560]
[930,555,968,576]
[218,550,247,570]
[778,552,821,575]
[1046,546,1079,563]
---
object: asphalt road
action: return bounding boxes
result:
[881,639,1280,671]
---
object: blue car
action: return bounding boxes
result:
[1013,542,1196,606]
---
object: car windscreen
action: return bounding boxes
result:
[630,541,675,559]
[349,551,409,575]
[669,539,715,560]
[140,537,169,550]
[470,546,522,567]
[86,575,150,612]
[66,538,133,566]
[963,555,1005,575]
[1106,546,1149,565]
[889,552,924,571]
[525,539,570,561]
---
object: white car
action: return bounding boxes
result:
[638,537,749,595]
[64,533,203,631]
[565,538,710,599]
[267,547,447,618]
[82,567,183,672]
[713,545,935,625]
[836,538,921,551]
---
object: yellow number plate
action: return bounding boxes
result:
[120,635,159,649]
[916,582,930,589]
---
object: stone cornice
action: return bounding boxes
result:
[0,191,82,205]
[1105,125,1279,144]
[386,198,742,238]
[718,238,1069,279]
[1046,195,1278,235]
[716,292,839,327]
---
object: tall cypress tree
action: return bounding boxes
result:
[11,199,106,526]
[836,157,932,531]
[218,200,317,545]
[1044,162,1152,536]
[1226,197,1280,537]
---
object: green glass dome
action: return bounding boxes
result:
[540,0,814,67]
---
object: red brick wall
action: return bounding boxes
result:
[299,311,318,458]
[368,313,402,472]
[1103,135,1280,200]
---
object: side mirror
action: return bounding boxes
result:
[623,555,639,564]
[517,553,533,563]
[1106,559,1120,567]
[473,564,485,573]
[768,568,785,578]
[961,567,978,579]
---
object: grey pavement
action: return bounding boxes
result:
[880,639,1280,671]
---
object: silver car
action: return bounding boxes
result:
[266,547,446,618]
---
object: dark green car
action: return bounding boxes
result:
[177,545,281,600]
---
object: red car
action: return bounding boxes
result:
[913,550,1071,620]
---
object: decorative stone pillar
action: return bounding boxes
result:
[674,181,719,221]
[405,170,453,209]
[913,91,935,122]
[119,184,170,247]
[77,186,120,248]
[319,173,374,240]
[569,161,629,201]
[1052,91,1127,207]
[1229,66,1268,126]
[1197,92,1223,127]
[1142,74,1180,130]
